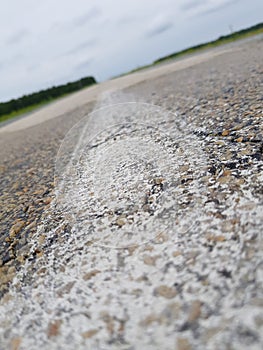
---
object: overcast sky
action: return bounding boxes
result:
[0,0,262,101]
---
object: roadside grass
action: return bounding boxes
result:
[1,24,262,124]
[0,100,53,124]
[116,26,263,77]
[154,27,263,65]
[0,90,82,124]
[0,76,96,125]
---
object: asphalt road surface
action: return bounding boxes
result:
[0,36,262,350]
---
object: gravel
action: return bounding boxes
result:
[0,36,262,350]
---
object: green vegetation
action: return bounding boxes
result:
[0,101,56,124]
[1,22,262,124]
[117,22,263,78]
[0,76,96,123]
[154,22,263,64]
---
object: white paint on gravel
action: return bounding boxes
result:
[0,100,262,350]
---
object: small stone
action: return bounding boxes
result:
[147,196,154,203]
[238,202,256,210]
[26,167,35,175]
[143,255,160,266]
[26,206,35,215]
[206,234,226,242]
[44,197,52,205]
[8,266,16,275]
[131,288,143,296]
[0,165,6,173]
[179,165,189,172]
[173,250,182,257]
[1,293,13,304]
[235,136,243,142]
[116,218,126,227]
[222,130,230,136]
[218,175,231,184]
[160,302,181,321]
[222,169,231,176]
[202,327,222,341]
[10,337,22,350]
[154,232,168,243]
[215,141,225,146]
[37,267,47,276]
[82,329,98,339]
[254,315,263,327]
[17,255,25,264]
[100,311,114,334]
[250,298,263,307]
[83,269,101,281]
[143,245,154,252]
[127,245,138,255]
[236,178,245,185]
[47,320,62,337]
[187,300,201,322]
[9,220,25,238]
[36,250,43,258]
[177,337,191,350]
[142,204,151,212]
[38,234,46,245]
[12,182,19,191]
[153,177,164,185]
[154,285,177,299]
[140,313,160,326]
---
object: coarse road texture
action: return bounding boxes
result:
[0,37,263,350]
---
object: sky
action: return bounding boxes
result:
[0,0,262,102]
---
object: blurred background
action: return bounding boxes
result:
[0,0,262,102]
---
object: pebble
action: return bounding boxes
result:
[44,197,52,205]
[187,300,202,322]
[83,269,101,281]
[116,218,126,227]
[154,285,177,299]
[222,130,230,136]
[143,254,160,266]
[9,220,25,238]
[10,337,22,350]
[82,329,99,339]
[177,337,192,350]
[47,320,62,338]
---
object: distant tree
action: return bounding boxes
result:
[0,76,96,117]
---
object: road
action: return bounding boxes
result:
[0,36,262,350]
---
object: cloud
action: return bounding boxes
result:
[72,7,101,28]
[180,0,208,12]
[116,14,139,25]
[0,54,25,72]
[146,16,173,38]
[49,6,101,34]
[63,39,97,56]
[6,29,28,46]
[181,0,241,17]
[74,58,93,72]
[199,0,241,15]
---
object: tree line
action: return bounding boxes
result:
[0,76,96,117]
[154,22,263,64]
